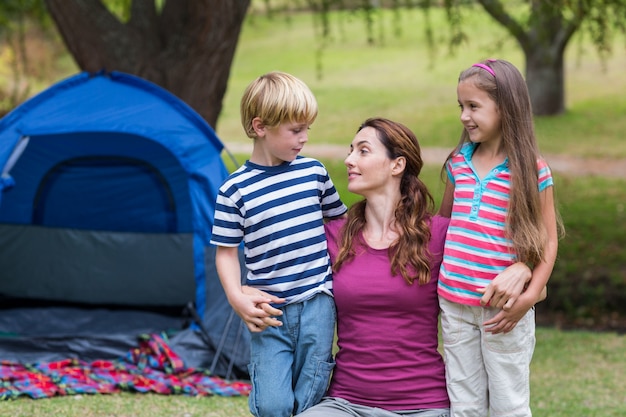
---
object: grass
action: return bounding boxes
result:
[3,328,624,416]
[1,4,625,417]
[217,6,626,159]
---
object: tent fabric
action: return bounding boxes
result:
[0,71,250,380]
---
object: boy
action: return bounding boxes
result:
[210,71,347,417]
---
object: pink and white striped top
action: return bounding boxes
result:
[438,142,554,306]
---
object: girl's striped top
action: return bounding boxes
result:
[438,142,553,306]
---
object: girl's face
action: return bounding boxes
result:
[252,119,309,165]
[457,79,502,146]
[344,127,397,196]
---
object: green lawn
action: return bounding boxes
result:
[216,6,626,160]
[3,328,624,417]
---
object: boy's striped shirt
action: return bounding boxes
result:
[211,156,347,304]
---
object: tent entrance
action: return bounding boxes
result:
[32,156,177,232]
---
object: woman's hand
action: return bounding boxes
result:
[483,293,534,334]
[234,286,285,332]
[478,262,532,310]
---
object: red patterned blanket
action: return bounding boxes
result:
[0,333,251,400]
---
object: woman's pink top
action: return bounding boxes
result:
[324,215,450,410]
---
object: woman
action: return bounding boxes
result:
[302,117,450,416]
[246,117,531,417]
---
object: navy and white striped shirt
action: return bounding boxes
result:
[210,156,347,304]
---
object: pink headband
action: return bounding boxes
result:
[472,63,495,77]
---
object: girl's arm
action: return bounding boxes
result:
[516,185,559,306]
[215,246,284,332]
[484,186,559,333]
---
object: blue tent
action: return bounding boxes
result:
[0,71,249,379]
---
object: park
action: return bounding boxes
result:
[0,1,625,416]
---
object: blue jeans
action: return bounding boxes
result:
[248,292,336,417]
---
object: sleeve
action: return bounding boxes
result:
[324,218,345,263]
[537,158,554,192]
[209,190,245,247]
[445,159,454,184]
[318,164,348,218]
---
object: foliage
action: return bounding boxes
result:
[257,0,626,115]
[220,7,626,158]
[537,175,626,328]
[0,0,50,109]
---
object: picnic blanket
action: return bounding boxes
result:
[0,333,251,400]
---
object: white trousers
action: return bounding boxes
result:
[439,297,536,417]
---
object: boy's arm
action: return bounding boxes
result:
[215,246,284,332]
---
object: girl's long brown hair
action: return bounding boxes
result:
[333,118,435,285]
[447,59,563,265]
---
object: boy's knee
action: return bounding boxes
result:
[251,401,293,417]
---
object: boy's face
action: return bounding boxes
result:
[252,119,310,166]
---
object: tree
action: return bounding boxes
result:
[4,0,624,123]
[459,0,626,115]
[0,0,50,111]
[304,0,626,116]
[43,0,250,128]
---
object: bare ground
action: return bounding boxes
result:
[224,143,626,179]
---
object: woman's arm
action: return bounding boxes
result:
[437,179,455,218]
[483,186,559,333]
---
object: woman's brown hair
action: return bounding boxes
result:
[334,118,435,285]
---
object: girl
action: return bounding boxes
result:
[437,59,563,417]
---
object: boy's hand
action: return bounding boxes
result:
[230,286,285,333]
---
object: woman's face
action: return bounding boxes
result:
[344,126,397,196]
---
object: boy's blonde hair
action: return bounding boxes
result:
[240,71,318,139]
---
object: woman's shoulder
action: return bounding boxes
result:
[429,214,450,232]
[324,217,346,237]
[428,215,450,252]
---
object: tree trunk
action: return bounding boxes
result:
[43,0,251,128]
[524,48,565,116]
[476,0,580,116]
